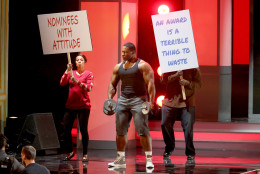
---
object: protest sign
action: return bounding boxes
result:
[38,10,92,55]
[152,9,198,73]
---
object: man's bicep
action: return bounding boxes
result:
[110,66,120,87]
[111,76,119,88]
[143,64,154,83]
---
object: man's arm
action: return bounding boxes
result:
[160,73,168,85]
[108,64,121,99]
[179,68,202,89]
[160,71,182,84]
[192,68,202,90]
[12,157,25,174]
[139,61,156,107]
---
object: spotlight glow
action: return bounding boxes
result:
[156,95,165,107]
[158,5,170,14]
[157,67,162,76]
[122,13,130,39]
[9,116,18,119]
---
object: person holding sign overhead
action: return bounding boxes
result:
[160,68,201,165]
[60,54,94,162]
[107,42,156,169]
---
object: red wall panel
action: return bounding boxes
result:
[185,0,218,66]
[233,0,249,65]
[81,2,119,141]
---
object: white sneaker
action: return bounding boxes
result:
[108,167,126,173]
[146,161,154,168]
[146,155,154,168]
[146,167,154,173]
[108,155,126,168]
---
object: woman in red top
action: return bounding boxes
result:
[60,54,94,162]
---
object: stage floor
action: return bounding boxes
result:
[25,147,260,174]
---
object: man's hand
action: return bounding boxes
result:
[150,102,158,116]
[179,78,190,87]
[108,100,113,109]
[150,102,156,110]
[177,70,183,76]
[168,70,183,82]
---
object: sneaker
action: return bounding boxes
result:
[163,157,172,164]
[146,155,154,168]
[146,167,154,173]
[82,157,88,163]
[185,155,195,166]
[108,155,126,168]
[163,151,172,157]
[108,167,126,174]
[63,152,75,161]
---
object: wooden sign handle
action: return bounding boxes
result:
[180,76,186,100]
[67,52,72,76]
[67,52,71,64]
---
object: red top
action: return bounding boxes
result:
[60,70,94,110]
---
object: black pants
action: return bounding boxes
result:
[63,108,90,155]
[161,105,195,156]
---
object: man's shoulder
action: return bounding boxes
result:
[25,163,50,174]
[137,59,152,72]
[138,59,145,64]
[117,61,124,66]
[26,163,45,168]
[114,62,123,71]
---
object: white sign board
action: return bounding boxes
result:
[38,10,92,55]
[152,10,198,73]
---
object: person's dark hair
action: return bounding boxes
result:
[77,54,87,63]
[123,42,136,52]
[0,133,7,148]
[21,146,36,160]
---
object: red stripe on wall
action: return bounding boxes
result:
[233,0,249,65]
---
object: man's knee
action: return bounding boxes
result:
[161,121,173,131]
[116,129,128,136]
[136,128,150,136]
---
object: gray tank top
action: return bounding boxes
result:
[118,59,146,98]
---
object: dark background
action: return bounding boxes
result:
[8,0,80,137]
[253,0,260,114]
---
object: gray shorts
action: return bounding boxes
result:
[116,96,150,136]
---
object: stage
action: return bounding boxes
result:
[19,147,260,174]
[6,120,259,174]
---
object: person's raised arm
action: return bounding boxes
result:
[140,61,156,108]
[60,64,72,86]
[108,64,120,99]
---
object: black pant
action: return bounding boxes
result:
[63,108,90,155]
[161,106,195,156]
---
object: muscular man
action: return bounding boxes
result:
[107,42,156,169]
[160,68,201,165]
